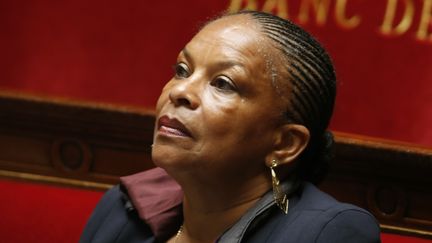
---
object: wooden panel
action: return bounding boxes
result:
[0,91,155,185]
[321,133,432,238]
[0,91,431,238]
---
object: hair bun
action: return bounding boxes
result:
[298,130,334,184]
[319,130,334,165]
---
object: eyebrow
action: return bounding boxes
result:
[181,48,193,63]
[181,47,246,70]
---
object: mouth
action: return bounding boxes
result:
[157,115,192,138]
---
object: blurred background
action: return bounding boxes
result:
[1,0,431,146]
[0,1,431,242]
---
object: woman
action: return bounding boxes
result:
[81,11,381,243]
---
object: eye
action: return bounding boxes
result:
[210,76,237,92]
[173,62,190,79]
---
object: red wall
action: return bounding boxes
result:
[0,0,431,147]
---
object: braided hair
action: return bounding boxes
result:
[230,11,337,184]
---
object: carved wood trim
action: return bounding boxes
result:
[320,132,432,238]
[0,91,156,184]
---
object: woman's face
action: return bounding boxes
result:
[152,15,288,179]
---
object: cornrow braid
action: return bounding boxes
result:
[232,11,337,184]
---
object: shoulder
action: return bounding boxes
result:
[80,185,123,241]
[314,205,381,243]
[80,185,154,243]
[297,183,380,242]
[261,183,381,243]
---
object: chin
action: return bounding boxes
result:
[151,144,192,171]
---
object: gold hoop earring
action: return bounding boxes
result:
[269,159,289,214]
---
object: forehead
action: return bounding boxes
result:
[185,15,269,62]
[199,15,262,43]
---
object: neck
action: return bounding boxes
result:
[170,169,271,242]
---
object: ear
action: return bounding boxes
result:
[265,124,310,167]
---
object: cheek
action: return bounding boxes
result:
[200,91,240,135]
[155,83,172,112]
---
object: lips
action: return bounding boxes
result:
[158,115,192,138]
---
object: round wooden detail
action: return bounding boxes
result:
[367,185,407,220]
[51,139,92,173]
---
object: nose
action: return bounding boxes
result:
[168,80,200,110]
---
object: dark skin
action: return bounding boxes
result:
[151,14,310,243]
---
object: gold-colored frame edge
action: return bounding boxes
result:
[381,224,432,238]
[0,169,113,190]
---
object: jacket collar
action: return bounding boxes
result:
[120,167,183,242]
[218,178,300,242]
[120,167,300,242]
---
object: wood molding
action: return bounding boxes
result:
[0,91,156,184]
[321,132,432,238]
[0,91,431,238]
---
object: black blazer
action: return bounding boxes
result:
[81,181,381,243]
